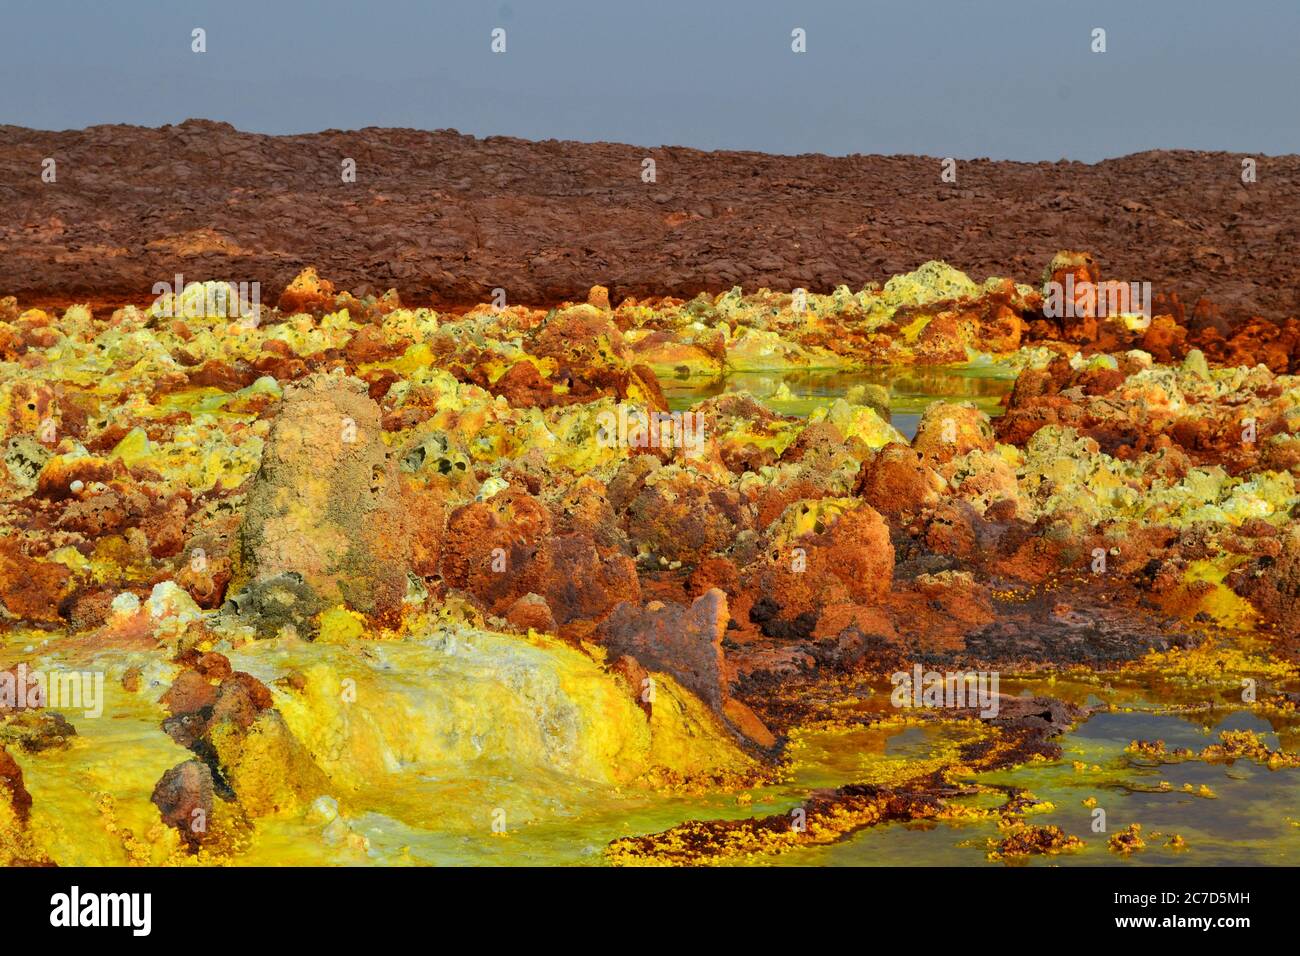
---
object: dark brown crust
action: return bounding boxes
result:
[2,121,1296,320]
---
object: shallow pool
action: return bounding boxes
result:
[662,365,1016,439]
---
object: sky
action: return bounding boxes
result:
[1,0,1295,161]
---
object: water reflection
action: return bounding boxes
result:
[662,366,1017,439]
[795,708,1300,867]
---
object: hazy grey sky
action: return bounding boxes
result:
[2,0,1295,160]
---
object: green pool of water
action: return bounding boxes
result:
[662,365,1016,439]
[778,709,1300,867]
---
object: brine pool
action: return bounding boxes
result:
[662,364,1017,439]
[797,707,1300,867]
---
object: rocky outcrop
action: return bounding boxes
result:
[234,372,411,635]
[151,760,215,850]
[0,538,74,623]
[599,589,775,748]
[0,744,49,865]
[0,746,32,822]
[743,499,895,633]
[854,443,946,518]
[601,589,729,711]
[157,657,329,828]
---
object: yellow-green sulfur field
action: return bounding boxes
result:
[2,259,1299,865]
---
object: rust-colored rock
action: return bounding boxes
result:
[1042,251,1101,343]
[543,534,640,626]
[210,671,275,732]
[0,746,32,822]
[160,669,218,717]
[504,592,557,634]
[745,501,894,632]
[600,589,730,710]
[440,487,551,615]
[853,444,946,518]
[0,539,74,623]
[277,266,336,315]
[599,589,775,747]
[912,402,996,466]
[151,759,215,849]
